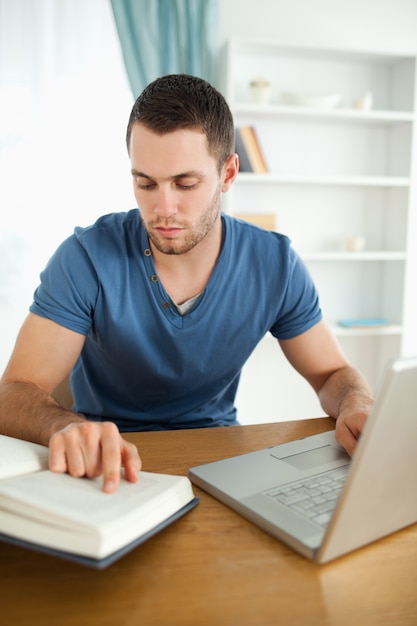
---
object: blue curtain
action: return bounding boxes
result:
[110,0,219,98]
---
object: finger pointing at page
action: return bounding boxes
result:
[48,421,141,493]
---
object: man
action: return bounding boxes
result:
[0,74,373,493]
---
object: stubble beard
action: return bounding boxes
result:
[144,186,222,256]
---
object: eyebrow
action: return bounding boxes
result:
[130,169,206,181]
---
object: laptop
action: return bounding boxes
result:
[189,356,417,563]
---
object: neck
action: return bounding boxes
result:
[151,217,222,305]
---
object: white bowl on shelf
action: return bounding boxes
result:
[281,92,342,109]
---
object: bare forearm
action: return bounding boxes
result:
[0,317,140,492]
[318,365,373,420]
[318,365,373,455]
[0,380,85,446]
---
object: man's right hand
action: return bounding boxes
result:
[0,314,141,493]
[49,421,142,493]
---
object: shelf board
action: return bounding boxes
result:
[236,173,410,187]
[330,323,403,337]
[229,38,417,64]
[262,324,402,340]
[302,251,406,262]
[234,103,414,124]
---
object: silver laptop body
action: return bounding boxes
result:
[189,357,417,563]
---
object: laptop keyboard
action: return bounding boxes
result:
[264,466,349,528]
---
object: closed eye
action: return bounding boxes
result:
[131,169,205,191]
[135,181,156,190]
[176,182,198,190]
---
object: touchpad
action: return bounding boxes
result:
[270,444,350,471]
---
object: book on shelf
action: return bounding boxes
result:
[235,127,253,172]
[233,212,276,231]
[235,126,268,173]
[0,435,198,568]
[338,318,390,328]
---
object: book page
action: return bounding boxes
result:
[0,470,194,557]
[0,435,49,480]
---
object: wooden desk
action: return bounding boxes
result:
[1,418,416,625]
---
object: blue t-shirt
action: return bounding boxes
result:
[30,211,322,431]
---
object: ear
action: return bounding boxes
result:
[221,154,239,192]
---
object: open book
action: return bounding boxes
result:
[0,435,198,568]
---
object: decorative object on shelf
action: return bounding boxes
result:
[352,91,373,110]
[235,126,268,173]
[281,92,342,108]
[248,76,271,104]
[343,236,366,252]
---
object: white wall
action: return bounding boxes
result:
[0,0,133,372]
[217,0,417,54]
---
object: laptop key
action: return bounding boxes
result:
[264,466,348,528]
[313,512,333,526]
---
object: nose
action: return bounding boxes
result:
[154,187,178,218]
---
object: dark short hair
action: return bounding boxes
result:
[126,74,235,171]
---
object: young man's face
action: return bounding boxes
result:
[129,124,236,256]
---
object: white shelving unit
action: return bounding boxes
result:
[220,39,417,422]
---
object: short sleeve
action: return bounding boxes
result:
[269,247,322,340]
[30,235,99,335]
